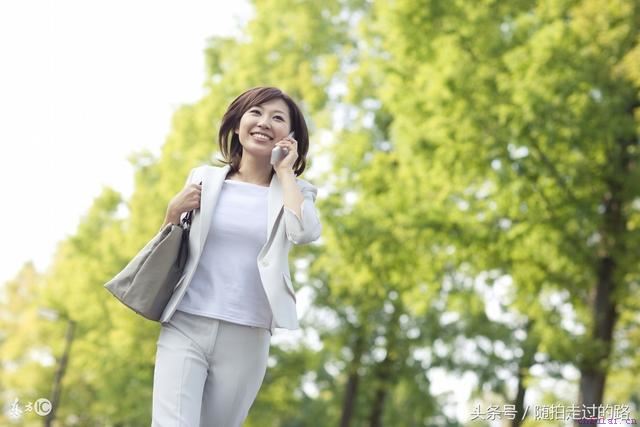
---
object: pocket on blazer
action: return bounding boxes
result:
[282,272,296,302]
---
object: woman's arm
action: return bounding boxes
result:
[159,167,198,231]
[278,171,322,245]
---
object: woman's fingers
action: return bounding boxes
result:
[191,184,201,208]
[169,183,203,215]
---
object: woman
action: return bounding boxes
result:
[151,87,322,426]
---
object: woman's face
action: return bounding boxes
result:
[235,98,292,158]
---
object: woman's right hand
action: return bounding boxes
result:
[164,182,202,225]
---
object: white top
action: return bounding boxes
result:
[176,179,273,329]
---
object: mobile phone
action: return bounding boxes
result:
[270,131,295,165]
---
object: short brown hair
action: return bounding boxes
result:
[218,87,310,176]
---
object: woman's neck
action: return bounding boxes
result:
[228,157,274,186]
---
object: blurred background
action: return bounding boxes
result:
[1,0,638,426]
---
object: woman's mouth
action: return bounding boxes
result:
[250,132,273,142]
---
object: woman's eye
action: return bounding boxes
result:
[250,110,260,115]
[274,115,284,121]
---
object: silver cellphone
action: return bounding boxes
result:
[270,131,295,165]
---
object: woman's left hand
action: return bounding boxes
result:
[273,134,298,174]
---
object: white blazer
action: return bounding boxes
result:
[159,164,322,334]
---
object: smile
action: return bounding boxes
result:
[251,132,273,142]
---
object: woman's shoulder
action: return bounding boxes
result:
[192,162,228,173]
[295,176,318,193]
[185,163,228,182]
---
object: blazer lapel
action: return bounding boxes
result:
[198,164,230,254]
[267,172,284,239]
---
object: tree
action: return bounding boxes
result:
[364,0,640,419]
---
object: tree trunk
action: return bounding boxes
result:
[368,301,401,427]
[512,375,527,427]
[578,256,618,415]
[340,333,365,427]
[45,318,75,427]
[577,127,632,423]
[512,321,536,427]
[368,353,392,427]
[339,370,361,427]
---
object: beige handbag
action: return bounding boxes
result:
[104,211,193,321]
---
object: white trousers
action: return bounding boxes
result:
[152,310,271,427]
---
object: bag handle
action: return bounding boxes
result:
[181,211,193,230]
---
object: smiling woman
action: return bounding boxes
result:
[233,99,293,177]
[218,86,310,181]
[150,86,322,426]
[245,103,289,141]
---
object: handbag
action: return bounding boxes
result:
[104,210,193,321]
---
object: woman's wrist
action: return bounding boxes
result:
[275,167,295,178]
[163,210,181,226]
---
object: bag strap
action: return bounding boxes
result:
[182,211,193,230]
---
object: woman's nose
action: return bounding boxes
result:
[257,117,271,128]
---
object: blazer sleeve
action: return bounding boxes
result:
[283,180,322,245]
